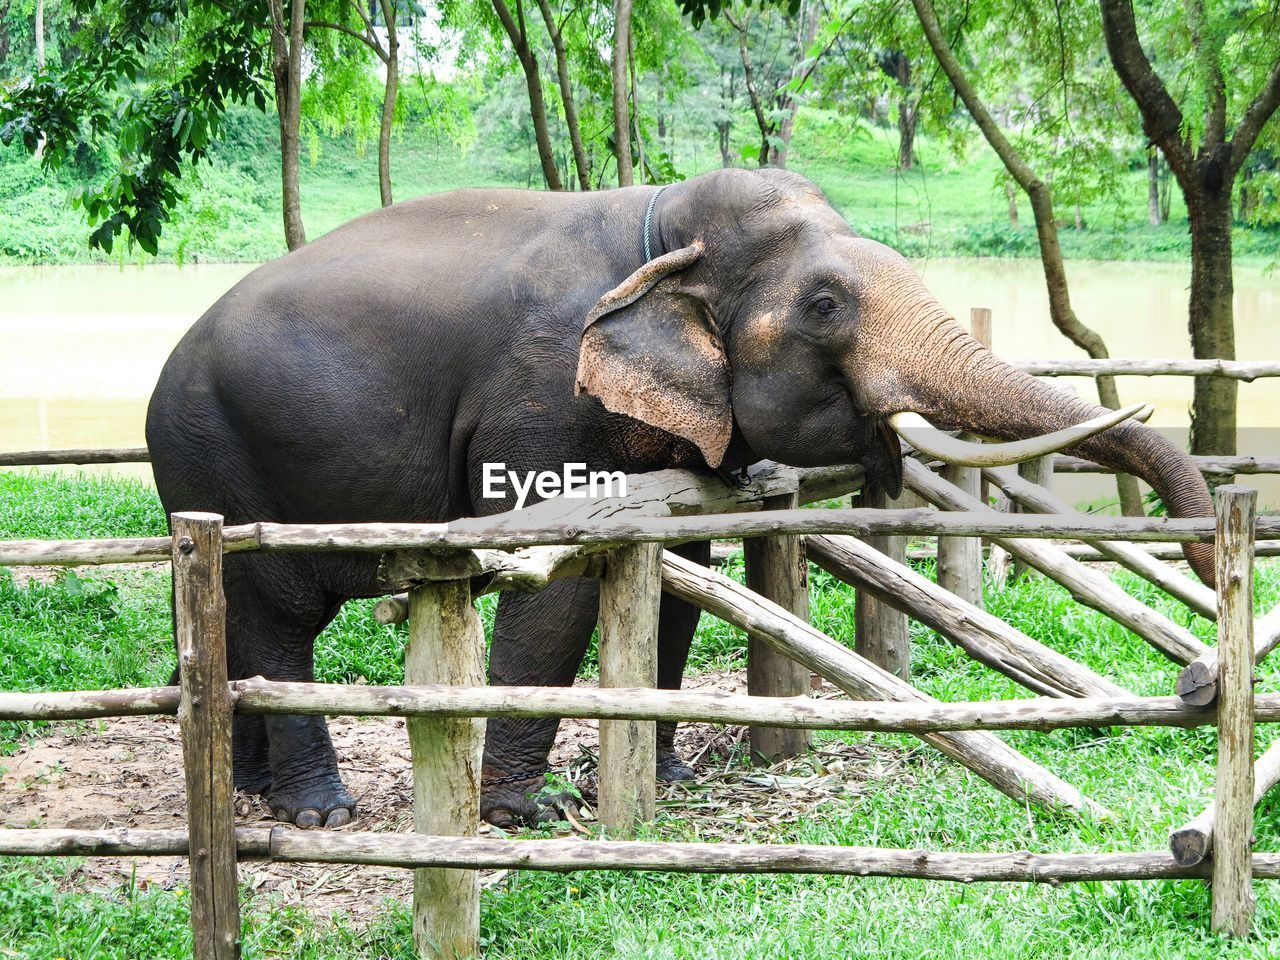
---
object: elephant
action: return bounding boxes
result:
[146,167,1214,829]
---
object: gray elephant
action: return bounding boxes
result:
[146,168,1213,829]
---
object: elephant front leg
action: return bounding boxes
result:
[655,541,709,783]
[482,578,600,827]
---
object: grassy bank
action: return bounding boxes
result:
[3,469,1280,957]
[3,106,1278,267]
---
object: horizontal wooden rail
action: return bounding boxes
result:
[5,511,1266,568]
[17,681,1280,732]
[1015,359,1280,380]
[4,827,1280,883]
[1054,455,1280,476]
[0,446,151,467]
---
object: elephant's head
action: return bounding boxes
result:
[576,168,1214,585]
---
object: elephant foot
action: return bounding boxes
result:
[656,754,696,783]
[234,771,273,797]
[481,771,578,829]
[267,781,357,829]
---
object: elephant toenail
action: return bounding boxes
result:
[324,808,352,828]
[296,809,322,828]
[274,808,290,822]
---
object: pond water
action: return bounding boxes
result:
[1,257,1276,505]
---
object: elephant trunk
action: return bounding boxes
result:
[865,304,1215,586]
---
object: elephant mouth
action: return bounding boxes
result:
[885,404,1153,468]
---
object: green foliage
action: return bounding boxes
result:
[0,0,271,254]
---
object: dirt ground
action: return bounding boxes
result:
[1,670,900,925]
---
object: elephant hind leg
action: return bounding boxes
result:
[222,554,356,829]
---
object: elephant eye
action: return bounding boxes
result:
[814,296,840,316]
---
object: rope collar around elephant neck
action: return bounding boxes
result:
[643,185,667,262]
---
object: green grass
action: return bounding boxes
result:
[3,104,1278,266]
[3,469,1280,958]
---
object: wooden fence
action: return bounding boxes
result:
[0,461,1278,955]
[2,354,1280,955]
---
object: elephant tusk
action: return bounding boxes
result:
[887,403,1153,467]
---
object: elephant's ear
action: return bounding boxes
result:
[576,241,733,467]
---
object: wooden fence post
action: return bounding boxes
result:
[172,512,240,960]
[937,306,991,607]
[744,491,811,763]
[407,579,486,960]
[855,486,911,680]
[1013,455,1054,580]
[598,542,662,835]
[1211,485,1257,938]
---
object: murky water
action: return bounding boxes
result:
[1,258,1276,504]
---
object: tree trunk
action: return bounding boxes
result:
[536,0,590,190]
[768,1,820,170]
[898,96,918,169]
[268,0,307,250]
[612,0,634,186]
[1005,181,1019,229]
[1187,185,1238,459]
[734,17,771,168]
[377,0,399,207]
[33,0,45,160]
[1238,165,1254,222]
[628,35,646,183]
[1148,149,1161,226]
[491,0,564,191]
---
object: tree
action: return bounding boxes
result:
[876,49,917,169]
[488,0,564,190]
[1099,0,1280,459]
[722,0,823,168]
[612,0,634,184]
[306,0,404,206]
[1,0,271,254]
[268,0,308,247]
[534,0,590,189]
[908,0,1146,514]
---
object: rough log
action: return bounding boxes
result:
[912,542,1280,561]
[231,680,1269,730]
[0,685,181,719]
[406,579,486,960]
[660,552,1105,816]
[903,459,1209,665]
[1054,455,1280,476]
[1171,741,1280,867]
[265,831,1280,881]
[597,543,662,835]
[1012,456,1054,580]
[938,461,984,607]
[12,826,1280,882]
[0,526,260,567]
[0,827,272,858]
[4,511,1252,569]
[983,464,1216,619]
[807,535,1127,699]
[1015,359,1280,380]
[854,486,912,679]
[0,446,150,466]
[744,492,811,762]
[1176,604,1280,706]
[12,828,1280,882]
[171,513,241,960]
[1210,486,1258,938]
